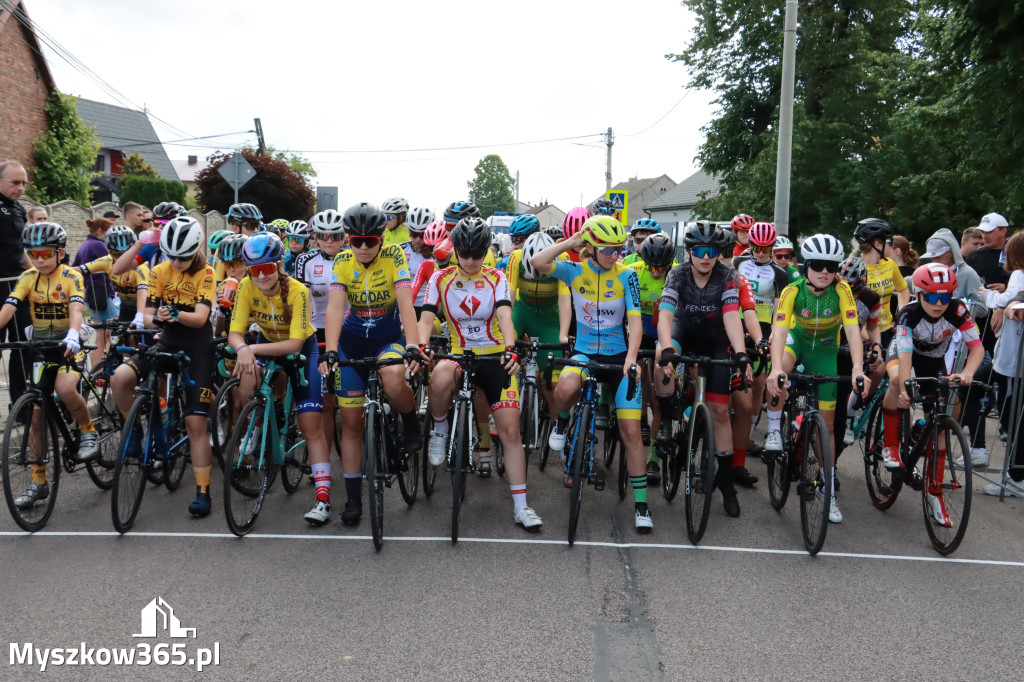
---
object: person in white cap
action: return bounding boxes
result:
[966,212,1010,295]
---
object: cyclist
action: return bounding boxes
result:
[228,233,333,524]
[207,229,233,269]
[419,218,542,531]
[110,216,219,517]
[530,216,653,532]
[591,198,616,216]
[282,220,310,276]
[411,220,450,313]
[227,203,264,236]
[836,257,882,449]
[730,214,756,258]
[854,218,910,351]
[772,235,801,283]
[0,222,99,507]
[765,234,870,524]
[877,263,983,526]
[560,208,591,263]
[406,206,435,276]
[78,225,150,328]
[441,201,498,268]
[381,196,412,258]
[622,219,662,266]
[318,202,422,527]
[656,223,752,518]
[212,234,248,335]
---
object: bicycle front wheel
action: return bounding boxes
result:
[84,372,120,490]
[364,403,385,551]
[223,401,274,536]
[450,403,470,544]
[210,376,240,471]
[421,406,438,496]
[163,390,189,492]
[863,399,900,509]
[684,403,714,544]
[568,405,590,546]
[281,403,309,494]
[799,412,831,556]
[111,394,151,533]
[3,394,61,532]
[766,407,792,511]
[922,417,972,555]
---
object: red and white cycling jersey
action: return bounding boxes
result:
[423,266,511,353]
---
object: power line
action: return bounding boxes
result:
[622,90,694,137]
[276,133,605,155]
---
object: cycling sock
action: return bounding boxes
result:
[631,475,648,504]
[193,465,212,494]
[733,448,747,468]
[883,407,901,449]
[557,409,571,421]
[31,465,46,484]
[657,396,673,418]
[431,413,449,436]
[767,409,782,432]
[476,421,491,450]
[647,448,659,464]
[312,462,331,503]
[344,473,361,502]
[80,421,96,433]
[511,485,527,514]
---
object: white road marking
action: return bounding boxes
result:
[2,530,1023,567]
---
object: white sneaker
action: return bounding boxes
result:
[764,430,783,452]
[635,507,654,533]
[983,475,1024,497]
[514,506,543,532]
[842,418,856,446]
[953,447,989,469]
[427,430,447,466]
[925,491,952,527]
[303,500,331,525]
[548,422,568,453]
[882,445,903,469]
[829,494,843,524]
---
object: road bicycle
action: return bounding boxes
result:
[511,339,566,472]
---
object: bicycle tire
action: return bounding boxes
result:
[281,403,308,494]
[210,376,241,471]
[111,394,151,533]
[421,405,438,496]
[766,407,793,511]
[602,410,617,468]
[663,413,684,501]
[567,404,590,546]
[684,403,714,545]
[922,416,972,555]
[616,436,627,501]
[862,399,901,510]
[450,402,469,544]
[163,390,189,492]
[395,412,420,504]
[2,393,61,532]
[520,382,535,459]
[84,373,120,490]
[223,401,275,536]
[799,412,831,555]
[365,402,385,551]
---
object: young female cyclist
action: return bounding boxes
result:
[835,257,882,450]
[560,208,591,263]
[381,196,413,257]
[419,217,542,531]
[730,214,756,258]
[411,220,450,314]
[854,218,909,351]
[212,235,248,335]
[78,225,150,328]
[282,220,310,276]
[405,207,435,277]
[771,235,801,283]
[110,217,219,516]
[621,219,662,266]
[318,203,422,526]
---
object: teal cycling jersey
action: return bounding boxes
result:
[545,258,641,355]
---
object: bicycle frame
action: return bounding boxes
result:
[236,357,305,471]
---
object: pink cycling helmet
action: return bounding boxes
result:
[423,219,447,247]
[562,206,591,240]
[749,221,777,248]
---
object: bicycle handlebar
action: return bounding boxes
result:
[551,356,639,401]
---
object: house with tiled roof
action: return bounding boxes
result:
[526,202,566,229]
[643,170,722,228]
[0,1,56,166]
[591,175,675,227]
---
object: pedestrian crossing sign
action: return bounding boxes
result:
[606,190,628,226]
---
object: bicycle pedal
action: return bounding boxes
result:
[907,469,923,491]
[592,476,605,491]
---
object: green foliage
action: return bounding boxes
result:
[118,175,187,208]
[467,155,515,219]
[27,91,101,204]
[194,150,316,219]
[120,152,158,179]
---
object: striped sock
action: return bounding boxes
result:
[312,462,331,503]
[631,475,648,504]
[511,485,527,514]
[432,413,449,436]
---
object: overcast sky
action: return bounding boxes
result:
[25,0,716,216]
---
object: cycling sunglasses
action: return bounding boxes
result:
[596,245,623,257]
[247,262,278,277]
[287,235,308,243]
[349,235,381,249]
[510,235,527,245]
[385,214,397,221]
[318,234,344,242]
[690,245,720,259]
[919,292,952,305]
[457,250,488,260]
[806,260,840,273]
[773,251,793,260]
[224,260,244,269]
[169,254,194,263]
[751,244,773,254]
[26,249,57,260]
[141,218,154,224]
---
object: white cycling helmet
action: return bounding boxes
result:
[160,216,205,259]
[381,197,409,215]
[407,207,435,232]
[310,209,345,236]
[285,220,309,239]
[521,232,555,280]
[773,235,794,252]
[800,233,844,262]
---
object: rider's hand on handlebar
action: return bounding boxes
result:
[948,372,973,387]
[233,344,257,376]
[503,346,520,376]
[853,370,871,397]
[896,388,911,410]
[403,345,423,375]
[766,370,784,399]
[318,350,339,377]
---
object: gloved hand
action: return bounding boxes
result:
[130,312,145,330]
[63,328,81,355]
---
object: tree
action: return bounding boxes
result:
[118,175,187,209]
[467,155,515,219]
[27,91,101,204]
[240,144,318,185]
[120,152,158,179]
[194,150,316,219]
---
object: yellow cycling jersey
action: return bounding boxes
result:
[5,266,85,339]
[81,255,149,305]
[775,278,858,350]
[383,224,412,248]
[229,276,314,342]
[865,258,907,331]
[505,249,568,305]
[146,261,217,312]
[330,244,411,338]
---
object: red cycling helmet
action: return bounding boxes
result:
[562,206,591,240]
[731,214,756,232]
[912,263,958,295]
[423,220,447,247]
[749,221,777,247]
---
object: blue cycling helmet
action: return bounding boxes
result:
[443,200,480,223]
[227,203,263,222]
[23,222,67,249]
[105,225,138,252]
[508,214,541,238]
[242,232,285,266]
[630,218,662,235]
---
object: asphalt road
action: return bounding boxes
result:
[2,420,1022,680]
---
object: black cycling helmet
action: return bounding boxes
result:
[23,221,67,249]
[153,201,186,221]
[682,221,722,249]
[591,198,615,215]
[853,218,893,244]
[718,226,736,254]
[544,225,562,241]
[342,202,387,236]
[443,200,481,223]
[227,202,263,222]
[451,217,492,255]
[638,233,676,269]
[217,234,249,263]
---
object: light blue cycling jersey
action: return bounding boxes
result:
[545,259,641,356]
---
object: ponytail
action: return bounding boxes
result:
[277,269,292,325]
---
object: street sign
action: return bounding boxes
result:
[607,190,629,226]
[218,153,257,204]
[316,186,338,212]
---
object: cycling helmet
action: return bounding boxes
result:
[242,232,285,266]
[269,218,289,230]
[443,200,480,223]
[638,233,676,269]
[853,217,893,244]
[682,222,720,249]
[731,214,755,232]
[227,202,263,222]
[285,220,309,239]
[423,220,447,247]
[838,257,868,294]
[310,209,345,235]
[591,198,615,215]
[508,214,541,238]
[217,234,248,263]
[159,216,205,259]
[433,237,454,263]
[562,207,591,240]
[718,227,736,254]
[581,216,627,248]
[106,225,138,252]
[913,262,958,295]
[207,229,233,254]
[407,207,435,232]
[630,218,662,236]
[800,234,845,262]
[153,201,187,221]
[381,197,409,215]
[341,202,387,236]
[544,225,562,241]
[521,232,555,280]
[451,217,491,255]
[23,221,67,249]
[773,235,794,252]
[749,221,777,247]
[496,233,512,257]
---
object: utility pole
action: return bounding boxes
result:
[604,127,614,192]
[773,1,798,236]
[515,170,520,211]
[254,117,266,156]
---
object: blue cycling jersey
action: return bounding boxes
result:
[545,259,640,356]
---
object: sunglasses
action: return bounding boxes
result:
[773,252,792,260]
[510,235,527,245]
[350,235,381,249]
[690,246,720,259]
[596,245,623,257]
[385,214,397,221]
[247,263,278,277]
[920,292,952,305]
[224,260,244,269]
[27,249,57,260]
[169,254,194,263]
[288,235,308,243]
[318,234,344,242]
[807,260,840,273]
[141,218,154,224]
[752,245,773,254]
[457,250,488,260]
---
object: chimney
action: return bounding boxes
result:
[188,155,198,165]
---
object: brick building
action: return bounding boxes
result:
[0,1,55,166]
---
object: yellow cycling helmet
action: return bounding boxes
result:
[580,215,627,248]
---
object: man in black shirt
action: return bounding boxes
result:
[966,212,1010,352]
[0,160,32,404]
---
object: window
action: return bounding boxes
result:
[92,154,106,173]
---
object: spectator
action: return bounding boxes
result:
[72,217,117,366]
[920,228,983,305]
[140,208,155,232]
[26,206,48,224]
[890,236,919,278]
[967,213,1011,354]
[0,160,32,402]
[102,210,119,220]
[121,202,146,233]
[961,226,983,260]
